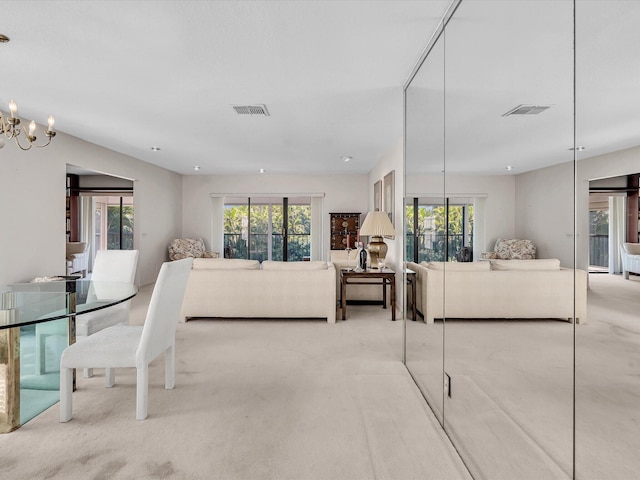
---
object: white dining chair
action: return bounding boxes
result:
[35,250,139,376]
[59,257,193,422]
[77,249,139,378]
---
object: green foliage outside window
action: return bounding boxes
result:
[223,203,311,261]
[107,205,134,250]
[405,203,473,263]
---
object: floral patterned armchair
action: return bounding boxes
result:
[168,238,219,261]
[481,238,536,260]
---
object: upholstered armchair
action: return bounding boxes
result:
[620,243,640,279]
[168,238,219,261]
[66,242,89,277]
[481,238,536,260]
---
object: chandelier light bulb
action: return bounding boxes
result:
[0,98,56,150]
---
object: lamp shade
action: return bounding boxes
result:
[359,211,396,239]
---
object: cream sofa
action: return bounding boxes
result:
[328,250,389,304]
[180,258,336,323]
[407,259,587,324]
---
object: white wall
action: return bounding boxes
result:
[0,131,182,286]
[515,162,575,266]
[368,137,404,303]
[422,146,640,270]
[513,146,640,270]
[406,173,516,255]
[181,174,369,259]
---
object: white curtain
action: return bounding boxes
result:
[210,196,225,255]
[310,197,324,261]
[608,196,626,274]
[473,197,486,258]
[80,196,95,272]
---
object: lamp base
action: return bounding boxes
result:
[367,236,387,269]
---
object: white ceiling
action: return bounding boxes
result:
[1,0,451,176]
[407,0,640,176]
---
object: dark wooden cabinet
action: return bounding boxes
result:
[330,212,360,250]
[66,174,79,242]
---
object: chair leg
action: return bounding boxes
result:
[60,367,73,422]
[136,366,149,420]
[105,368,115,388]
[165,344,175,390]
[84,368,93,378]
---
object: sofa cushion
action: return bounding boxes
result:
[494,238,536,260]
[422,261,490,271]
[262,261,328,271]
[624,243,640,255]
[66,242,87,258]
[192,258,260,270]
[490,259,561,271]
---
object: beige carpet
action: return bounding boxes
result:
[0,289,470,480]
[406,273,640,480]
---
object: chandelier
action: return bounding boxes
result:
[0,99,56,151]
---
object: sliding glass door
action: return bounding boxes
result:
[406,197,474,264]
[224,197,311,262]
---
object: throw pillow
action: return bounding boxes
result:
[490,259,560,271]
[192,258,260,270]
[423,261,490,271]
[262,261,328,271]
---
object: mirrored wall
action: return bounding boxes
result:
[404,1,640,478]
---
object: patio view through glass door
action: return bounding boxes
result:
[405,197,474,263]
[94,196,134,251]
[588,196,609,273]
[224,197,311,262]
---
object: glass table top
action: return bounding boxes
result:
[0,280,138,329]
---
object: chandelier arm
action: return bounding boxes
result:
[35,136,54,148]
[0,116,13,139]
[14,134,33,151]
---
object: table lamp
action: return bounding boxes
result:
[359,211,396,268]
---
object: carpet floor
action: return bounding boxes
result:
[406,273,640,480]
[0,289,470,480]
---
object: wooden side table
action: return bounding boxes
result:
[341,268,396,321]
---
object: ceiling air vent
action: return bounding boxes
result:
[502,104,551,116]
[232,104,270,116]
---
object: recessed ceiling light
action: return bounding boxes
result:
[193,166,200,171]
[150,146,161,151]
[342,156,352,162]
[259,168,266,174]
[505,165,513,171]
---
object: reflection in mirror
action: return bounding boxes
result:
[442,1,575,478]
[404,1,577,478]
[575,2,640,478]
[404,31,445,425]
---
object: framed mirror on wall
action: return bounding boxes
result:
[404,25,446,426]
[403,1,640,479]
[442,2,576,479]
[575,2,640,478]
